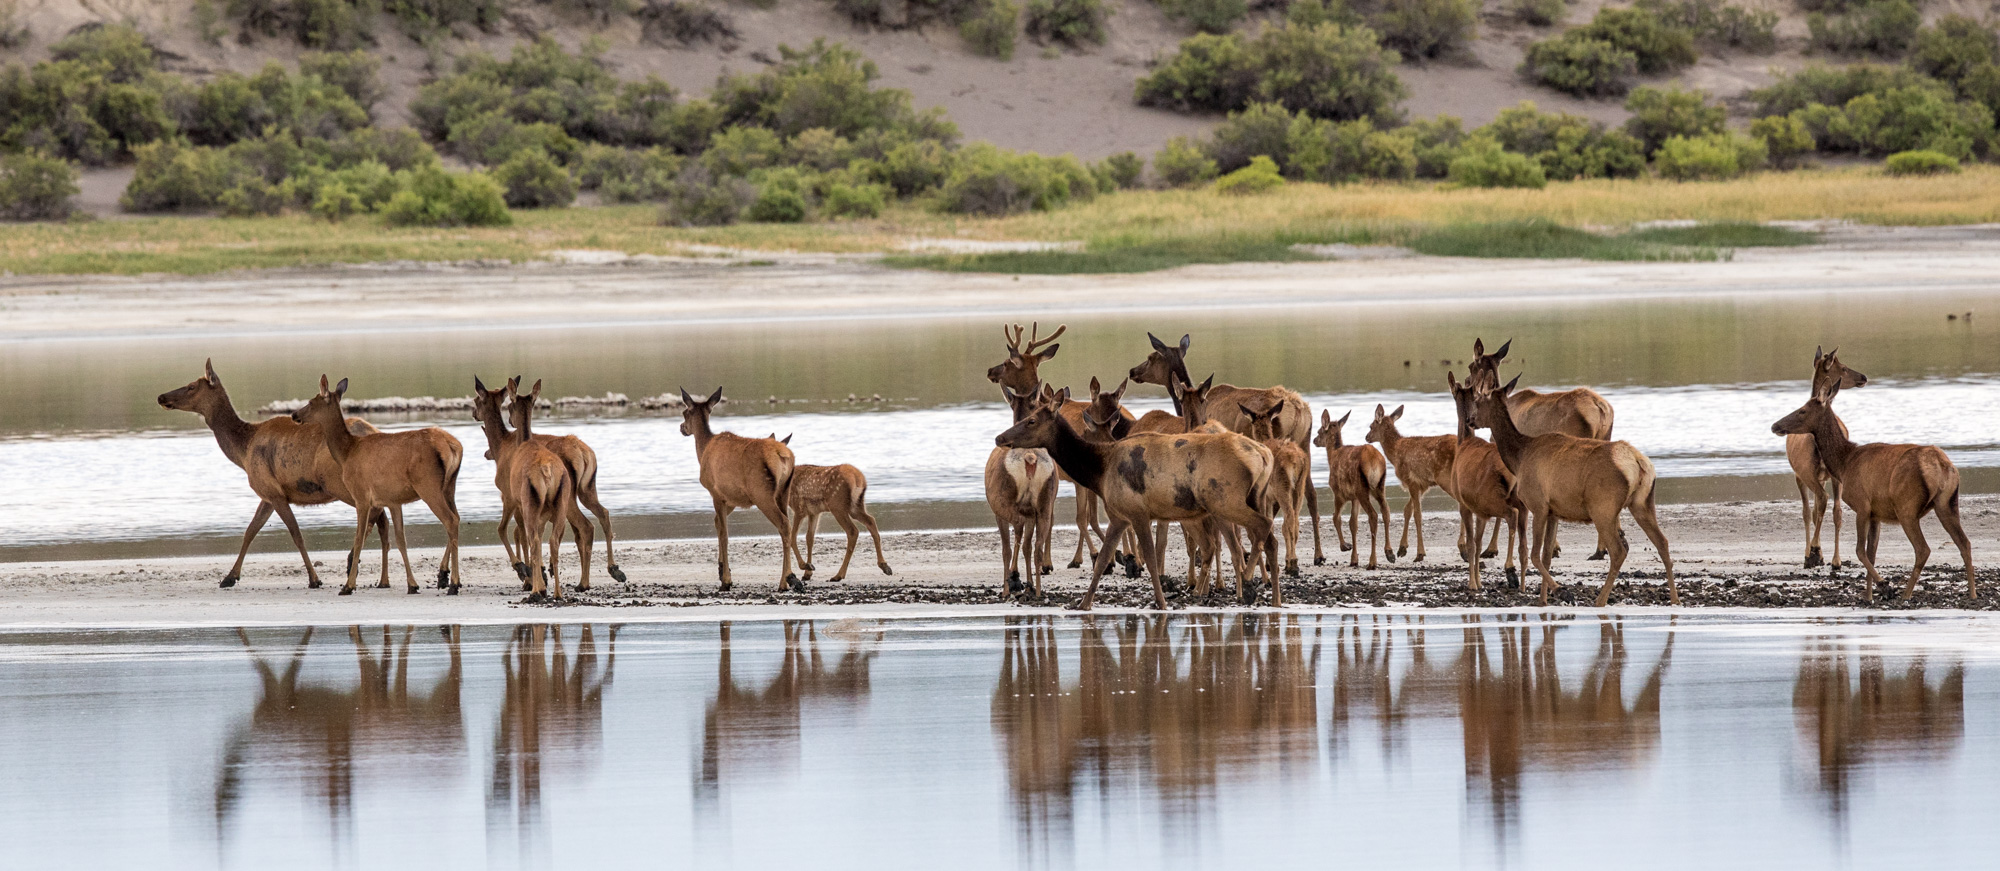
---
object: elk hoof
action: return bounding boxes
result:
[1007,571,1025,595]
[1314,556,1326,566]
[1587,549,1607,561]
[1481,548,1499,559]
[1804,548,1823,569]
[880,563,894,576]
[1339,543,1352,553]
[1041,564,1054,576]
[829,575,846,583]
[608,565,628,583]
[1285,564,1301,578]
[521,580,533,593]
[219,576,238,589]
[337,587,354,596]
[437,569,452,588]
[718,581,733,592]
[1067,559,1083,569]
[1505,567,1520,587]
[525,591,548,604]
[801,561,816,572]
[512,562,530,581]
[407,586,420,595]
[1385,551,1397,564]
[1397,545,1408,557]
[446,586,460,596]
[1412,553,1425,564]
[784,574,806,593]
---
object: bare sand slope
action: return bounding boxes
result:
[1,224,1993,340]
[3,496,1993,627]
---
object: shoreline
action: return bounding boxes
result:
[3,496,1995,628]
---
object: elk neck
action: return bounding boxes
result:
[199,389,257,469]
[312,406,361,465]
[475,405,512,456]
[1482,400,1531,475]
[1043,413,1108,493]
[1803,407,1857,483]
[687,410,716,456]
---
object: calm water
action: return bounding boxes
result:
[2,613,1996,870]
[3,289,1997,558]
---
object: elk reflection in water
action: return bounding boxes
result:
[487,624,619,857]
[696,621,881,811]
[214,626,466,854]
[1791,640,1965,823]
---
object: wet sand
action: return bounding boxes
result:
[3,495,1995,627]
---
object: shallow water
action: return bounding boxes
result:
[3,288,1997,557]
[4,613,1997,870]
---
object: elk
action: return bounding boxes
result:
[1366,403,1458,562]
[679,387,806,592]
[988,385,1059,599]
[1446,372,1527,591]
[157,360,392,589]
[506,381,584,600]
[1469,375,1675,607]
[1090,375,1237,592]
[1788,347,1868,570]
[1127,332,1323,565]
[984,322,1120,571]
[787,462,894,584]
[1314,410,1392,569]
[1466,337,1618,561]
[470,378,590,592]
[997,387,1278,610]
[1243,402,1313,580]
[290,376,464,595]
[1771,363,1973,602]
[506,380,598,590]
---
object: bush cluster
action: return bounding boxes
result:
[1807,0,1921,57]
[1513,0,1566,27]
[1523,6,1696,96]
[1482,102,1646,179]
[1135,20,1407,124]
[960,0,1020,58]
[1024,0,1106,48]
[1369,0,1479,60]
[1622,86,1725,155]
[1157,0,1248,35]
[1214,154,1285,194]
[1884,148,1960,174]
[1635,0,1777,54]
[0,151,79,220]
[1652,131,1766,180]
[1750,63,1997,160]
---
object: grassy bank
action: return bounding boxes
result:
[4,167,1995,277]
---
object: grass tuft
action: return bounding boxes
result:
[1621,221,1818,248]
[1408,220,1724,262]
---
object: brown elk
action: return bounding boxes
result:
[291,376,464,595]
[1788,347,1868,570]
[1470,375,1675,607]
[997,388,1278,609]
[1082,375,1237,594]
[1127,332,1323,565]
[504,381,577,600]
[680,387,806,592]
[158,360,392,589]
[1314,410,1392,569]
[1771,364,1973,602]
[1366,403,1458,563]
[1244,403,1312,582]
[506,380,598,591]
[1446,372,1527,591]
[984,322,1124,571]
[1466,337,1618,561]
[470,378,592,593]
[788,463,894,583]
[989,385,1060,599]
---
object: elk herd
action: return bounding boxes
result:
[156,326,1977,610]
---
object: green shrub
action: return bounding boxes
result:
[447,112,581,166]
[217,178,292,216]
[1637,0,1777,53]
[1153,136,1219,186]
[1024,0,1106,47]
[831,0,978,29]
[1750,114,1816,167]
[1448,138,1547,188]
[636,0,740,46]
[319,126,441,172]
[1623,86,1725,154]
[1747,63,1949,117]
[1521,35,1638,97]
[746,169,811,222]
[660,162,754,225]
[1580,6,1698,73]
[228,0,374,49]
[700,124,785,176]
[1161,0,1248,35]
[1213,154,1285,195]
[1372,0,1478,60]
[292,159,402,211]
[1136,21,1406,123]
[1091,152,1145,190]
[822,180,888,217]
[1909,15,2000,86]
[310,180,365,220]
[961,0,1020,58]
[1883,148,1961,174]
[1823,86,1996,157]
[937,143,1091,215]
[875,138,956,195]
[1481,102,1645,179]
[1206,101,1295,173]
[576,145,683,201]
[1963,62,2000,119]
[382,165,512,226]
[492,148,577,208]
[1653,131,1766,180]
[1514,0,1566,27]
[122,140,243,212]
[298,50,385,114]
[49,23,159,82]
[1406,115,1466,178]
[380,0,508,40]
[0,152,79,221]
[1807,0,1920,57]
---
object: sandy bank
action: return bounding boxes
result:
[3,496,1994,628]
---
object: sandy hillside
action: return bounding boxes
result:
[8,0,1996,166]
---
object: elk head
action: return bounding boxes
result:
[1466,374,1520,432]
[1240,399,1286,441]
[1001,384,1041,423]
[1080,376,1130,439]
[1465,337,1513,393]
[1129,332,1192,389]
[1446,371,1475,428]
[471,375,512,459]
[679,387,723,437]
[1171,373,1217,427]
[507,379,544,441]
[986,322,1066,396]
[1366,403,1405,444]
[996,387,1070,449]
[290,375,349,429]
[1772,381,1836,437]
[1312,409,1353,449]
[157,358,228,415]
[1811,346,1867,400]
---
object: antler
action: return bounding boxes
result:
[1024,322,1066,355]
[1002,323,1025,352]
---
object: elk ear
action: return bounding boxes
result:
[1447,371,1459,389]
[333,377,348,397]
[1039,343,1059,360]
[1197,374,1214,394]
[1391,404,1404,421]
[1111,377,1128,400]
[1149,332,1170,353]
[1238,403,1257,419]
[1055,387,1071,404]
[1335,410,1351,428]
[1321,408,1332,424]
[1089,375,1102,395]
[1177,334,1191,354]
[711,387,724,405]
[1501,374,1520,395]
[530,379,543,400]
[204,358,220,386]
[474,375,488,394]
[1814,345,1824,363]
[1374,403,1386,419]
[781,433,792,445]
[680,387,695,407]
[1494,339,1512,361]
[507,376,521,393]
[318,374,330,395]
[1472,338,1485,356]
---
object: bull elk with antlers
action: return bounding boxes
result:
[1788,347,1868,571]
[291,376,465,595]
[998,387,1278,610]
[1128,332,1323,566]
[1772,354,1973,602]
[158,360,393,589]
[1469,375,1675,607]
[680,387,807,593]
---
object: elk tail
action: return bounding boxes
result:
[437,438,463,495]
[1598,393,1617,440]
[772,452,795,519]
[566,450,598,501]
[530,459,566,508]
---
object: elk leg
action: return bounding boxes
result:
[1130,518,1168,611]
[1797,477,1822,569]
[1081,517,1131,611]
[1334,492,1352,552]
[387,505,416,592]
[547,512,567,600]
[829,510,861,583]
[1897,514,1931,603]
[713,503,735,591]
[523,504,546,599]
[1069,488,1095,569]
[268,501,320,589]
[1465,511,1484,591]
[575,483,623,582]
[498,501,525,580]
[437,491,462,594]
[997,515,1017,600]
[1282,492,1301,578]
[568,503,593,592]
[1855,518,1880,603]
[1828,477,1843,574]
[1035,482,1056,595]
[1483,521,1501,559]
[1375,485,1394,566]
[1508,505,1526,590]
[1306,484,1324,566]
[1412,487,1427,562]
[223,502,275,588]
[799,512,819,578]
[1398,488,1415,558]
[1935,494,1975,598]
[1631,495,1676,605]
[1346,496,1360,567]
[854,499,892,576]
[341,503,371,595]
[1531,511,1557,606]
[754,501,802,592]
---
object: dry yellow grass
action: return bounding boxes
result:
[4,166,1996,276]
